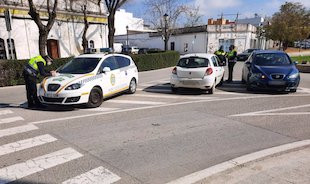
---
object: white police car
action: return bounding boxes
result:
[38,54,138,107]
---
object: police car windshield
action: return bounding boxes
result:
[177,57,209,68]
[58,58,101,74]
[254,53,292,66]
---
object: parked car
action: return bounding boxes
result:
[38,54,138,107]
[237,49,260,61]
[138,48,149,54]
[122,46,139,54]
[242,50,300,92]
[170,53,225,94]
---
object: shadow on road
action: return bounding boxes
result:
[142,81,290,95]
[0,102,78,112]
[218,81,290,95]
[142,83,211,95]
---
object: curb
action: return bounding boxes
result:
[166,140,310,184]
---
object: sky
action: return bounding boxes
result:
[123,0,310,23]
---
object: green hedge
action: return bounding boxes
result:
[0,51,180,87]
[131,51,180,71]
[291,56,310,64]
[0,57,72,87]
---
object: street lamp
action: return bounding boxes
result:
[163,13,169,51]
[126,25,129,46]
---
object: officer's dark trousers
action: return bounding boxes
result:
[23,72,40,107]
[228,62,236,82]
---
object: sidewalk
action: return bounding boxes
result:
[197,146,310,184]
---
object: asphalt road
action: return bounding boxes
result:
[0,62,310,184]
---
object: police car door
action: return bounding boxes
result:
[100,56,121,96]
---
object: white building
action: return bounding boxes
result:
[0,2,150,60]
[0,0,109,60]
[115,9,153,35]
[115,24,260,54]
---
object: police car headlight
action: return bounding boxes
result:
[65,83,82,90]
[288,73,299,79]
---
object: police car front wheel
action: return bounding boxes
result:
[87,87,103,108]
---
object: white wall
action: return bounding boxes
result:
[115,9,145,35]
[0,17,108,59]
[115,33,164,49]
[169,33,208,54]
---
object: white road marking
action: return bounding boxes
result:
[30,94,310,125]
[107,99,166,105]
[0,134,57,156]
[134,94,216,100]
[299,87,310,94]
[0,148,83,184]
[137,88,172,93]
[82,107,120,112]
[231,104,310,117]
[139,83,170,87]
[166,139,310,184]
[0,110,13,116]
[138,88,247,95]
[62,166,121,184]
[0,116,24,125]
[0,124,38,138]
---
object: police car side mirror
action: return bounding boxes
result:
[102,67,111,73]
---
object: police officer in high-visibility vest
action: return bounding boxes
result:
[226,45,237,82]
[214,46,226,66]
[23,55,56,108]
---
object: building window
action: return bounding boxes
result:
[0,38,7,59]
[170,42,175,51]
[7,39,17,59]
[89,40,95,48]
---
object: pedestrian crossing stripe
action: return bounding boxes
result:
[0,116,24,125]
[0,148,83,184]
[0,134,57,157]
[0,124,38,138]
[0,110,13,116]
[62,166,121,184]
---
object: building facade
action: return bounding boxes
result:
[0,0,109,60]
[115,24,260,54]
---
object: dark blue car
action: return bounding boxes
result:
[242,50,300,92]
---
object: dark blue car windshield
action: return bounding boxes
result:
[254,53,291,66]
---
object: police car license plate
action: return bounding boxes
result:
[44,93,58,98]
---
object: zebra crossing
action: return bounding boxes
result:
[0,109,122,184]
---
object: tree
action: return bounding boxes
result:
[104,0,128,49]
[264,2,310,50]
[184,6,203,27]
[28,0,58,56]
[145,0,187,51]
[81,4,89,53]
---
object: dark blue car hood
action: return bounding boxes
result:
[253,65,296,76]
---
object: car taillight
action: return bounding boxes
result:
[205,68,213,75]
[172,67,177,75]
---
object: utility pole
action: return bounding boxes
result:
[164,13,169,51]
